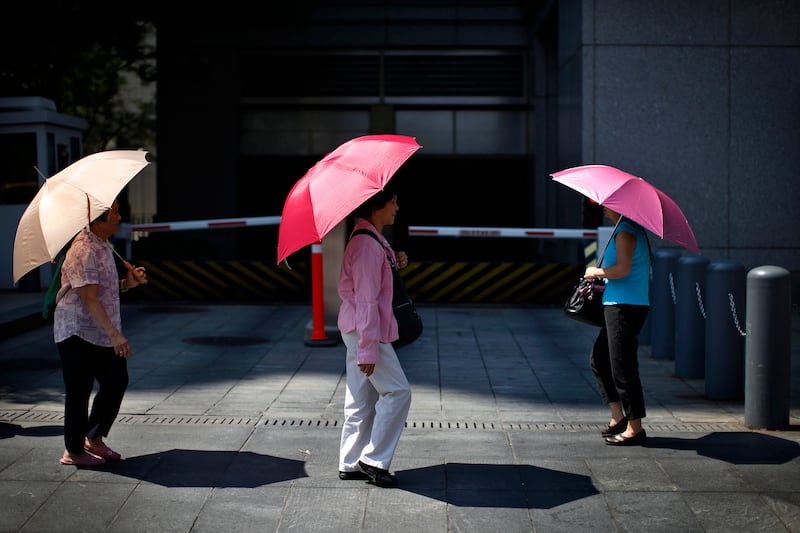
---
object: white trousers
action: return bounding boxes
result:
[339,331,411,472]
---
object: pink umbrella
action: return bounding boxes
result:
[277,134,421,263]
[551,164,700,253]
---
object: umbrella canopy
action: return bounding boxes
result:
[13,150,152,283]
[551,164,700,253]
[277,134,421,263]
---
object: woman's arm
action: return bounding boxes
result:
[584,231,636,280]
[78,284,131,357]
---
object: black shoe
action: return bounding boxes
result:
[358,460,398,487]
[605,429,647,446]
[601,416,628,438]
[339,470,370,480]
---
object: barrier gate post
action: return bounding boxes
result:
[305,242,338,347]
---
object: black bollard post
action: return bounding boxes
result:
[704,260,746,400]
[650,249,682,360]
[674,254,709,378]
[744,266,792,430]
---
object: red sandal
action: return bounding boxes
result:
[60,452,106,466]
[84,441,122,461]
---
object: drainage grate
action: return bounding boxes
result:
[403,421,745,433]
[0,411,747,433]
[263,419,340,428]
[115,415,255,425]
[0,411,63,423]
[182,336,269,346]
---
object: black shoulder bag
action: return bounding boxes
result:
[350,229,423,348]
[564,217,652,327]
[563,217,622,327]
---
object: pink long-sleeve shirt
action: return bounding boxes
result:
[337,219,399,363]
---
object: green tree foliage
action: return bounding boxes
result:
[0,1,157,153]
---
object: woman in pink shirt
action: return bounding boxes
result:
[54,199,147,466]
[337,187,412,488]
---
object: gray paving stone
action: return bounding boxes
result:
[0,300,798,532]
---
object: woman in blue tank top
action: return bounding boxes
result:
[583,206,650,446]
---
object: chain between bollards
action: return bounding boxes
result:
[669,272,676,305]
[695,281,706,319]
[728,292,745,336]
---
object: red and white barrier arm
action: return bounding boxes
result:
[119,220,595,241]
[408,226,598,239]
[118,216,282,240]
[117,216,282,258]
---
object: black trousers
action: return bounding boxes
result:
[57,335,129,454]
[590,304,649,420]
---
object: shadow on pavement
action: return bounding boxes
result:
[646,432,800,464]
[0,422,62,439]
[398,463,599,508]
[105,449,308,487]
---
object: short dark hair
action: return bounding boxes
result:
[353,185,397,219]
[92,209,111,224]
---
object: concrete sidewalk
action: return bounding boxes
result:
[0,293,799,532]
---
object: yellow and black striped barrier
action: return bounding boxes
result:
[128,260,585,305]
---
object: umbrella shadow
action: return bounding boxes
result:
[0,422,62,440]
[646,432,800,464]
[398,463,598,509]
[106,449,307,488]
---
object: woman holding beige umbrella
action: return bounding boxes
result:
[54,199,147,466]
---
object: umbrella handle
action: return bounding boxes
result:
[123,261,148,284]
[109,243,148,284]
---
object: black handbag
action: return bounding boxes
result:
[564,277,606,326]
[350,229,423,348]
[563,217,623,327]
[388,259,423,348]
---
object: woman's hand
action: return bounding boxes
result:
[396,251,409,269]
[358,363,375,376]
[110,331,133,358]
[126,265,147,287]
[584,266,603,279]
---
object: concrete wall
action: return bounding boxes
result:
[557,0,800,278]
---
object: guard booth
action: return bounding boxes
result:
[0,96,87,290]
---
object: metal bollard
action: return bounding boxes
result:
[650,249,682,360]
[704,260,746,400]
[674,254,709,378]
[744,266,792,430]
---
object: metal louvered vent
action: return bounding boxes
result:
[242,51,525,99]
[384,54,525,97]
[243,54,380,97]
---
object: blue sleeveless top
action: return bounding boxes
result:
[602,219,650,306]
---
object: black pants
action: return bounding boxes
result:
[57,336,129,454]
[590,304,649,420]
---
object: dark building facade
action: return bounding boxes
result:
[152,1,551,263]
[147,1,800,303]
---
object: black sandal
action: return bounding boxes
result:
[601,416,628,437]
[605,429,646,446]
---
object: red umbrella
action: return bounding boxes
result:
[277,134,421,263]
[551,164,700,253]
